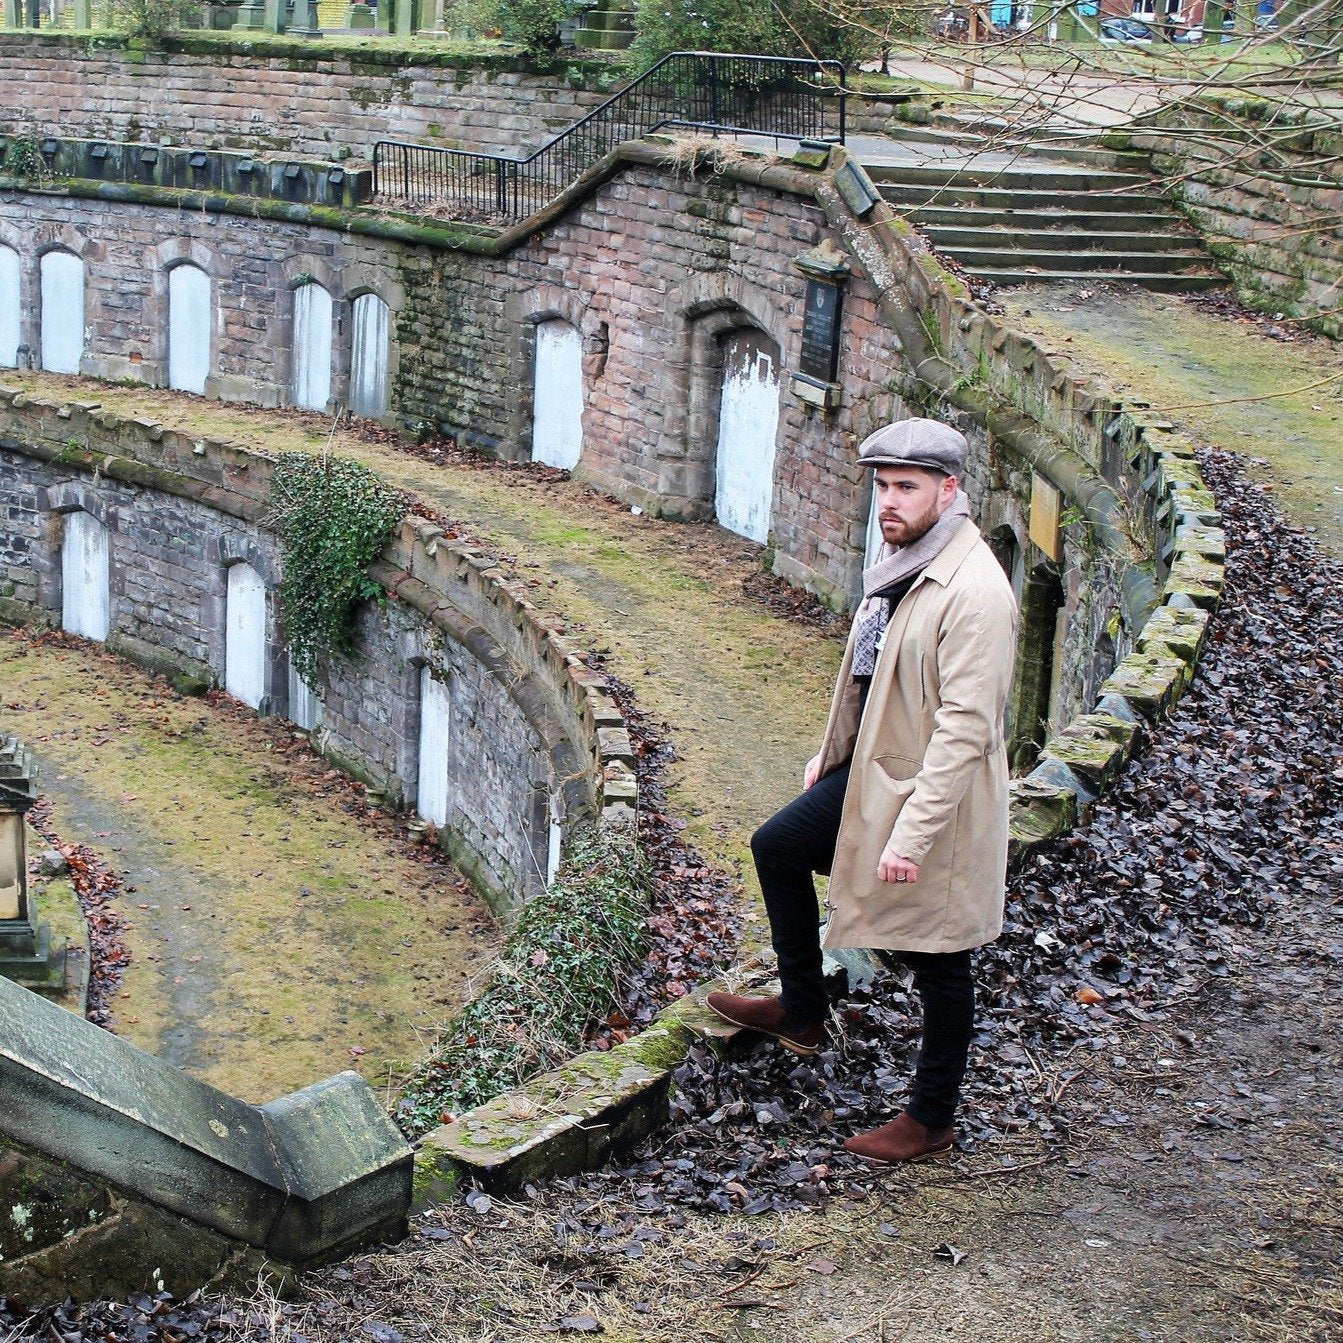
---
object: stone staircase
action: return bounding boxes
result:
[861,133,1223,291]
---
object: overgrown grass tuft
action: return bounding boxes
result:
[396,819,651,1138]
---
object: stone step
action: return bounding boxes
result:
[901,205,1180,234]
[865,162,1153,193]
[940,243,1214,272]
[964,267,1226,293]
[919,223,1204,255]
[870,123,1153,173]
[877,183,1172,214]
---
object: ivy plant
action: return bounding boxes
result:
[271,453,404,686]
[396,819,651,1138]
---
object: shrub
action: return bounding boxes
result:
[498,0,567,54]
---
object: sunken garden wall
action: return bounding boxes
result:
[0,392,621,912]
[0,33,619,161]
[0,144,1151,747]
[1137,102,1343,339]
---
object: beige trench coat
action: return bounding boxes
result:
[818,519,1018,953]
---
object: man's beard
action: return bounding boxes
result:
[882,499,942,547]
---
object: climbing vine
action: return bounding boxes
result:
[271,453,404,685]
[396,820,651,1137]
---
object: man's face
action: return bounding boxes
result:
[873,466,957,548]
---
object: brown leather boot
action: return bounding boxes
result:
[705,991,824,1056]
[843,1112,954,1164]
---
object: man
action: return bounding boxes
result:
[708,417,1018,1163]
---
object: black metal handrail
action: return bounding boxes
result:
[371,51,846,220]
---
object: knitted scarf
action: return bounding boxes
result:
[850,490,972,677]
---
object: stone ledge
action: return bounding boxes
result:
[0,975,411,1303]
[412,988,743,1204]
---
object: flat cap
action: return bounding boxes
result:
[857,418,967,476]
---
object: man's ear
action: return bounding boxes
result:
[940,473,959,503]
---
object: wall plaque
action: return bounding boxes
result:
[799,279,843,384]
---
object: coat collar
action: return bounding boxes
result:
[911,517,981,588]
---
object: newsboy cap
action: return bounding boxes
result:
[856,418,967,476]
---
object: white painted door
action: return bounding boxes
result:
[349,292,390,418]
[0,245,19,368]
[546,794,563,886]
[417,666,450,827]
[287,663,323,730]
[225,562,267,710]
[715,330,781,544]
[40,251,85,375]
[168,264,211,395]
[532,319,583,471]
[292,282,333,412]
[61,511,110,641]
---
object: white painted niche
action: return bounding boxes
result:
[40,251,85,376]
[225,562,267,710]
[287,664,323,731]
[0,245,19,368]
[292,281,333,413]
[714,329,781,544]
[168,263,212,395]
[416,666,451,828]
[349,292,390,418]
[546,793,563,887]
[531,318,584,471]
[61,510,110,641]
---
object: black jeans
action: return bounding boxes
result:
[751,762,975,1130]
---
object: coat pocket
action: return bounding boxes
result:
[874,753,923,784]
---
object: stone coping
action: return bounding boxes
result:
[0,29,626,77]
[0,387,635,835]
[0,971,413,1265]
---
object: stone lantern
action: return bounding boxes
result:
[0,735,65,993]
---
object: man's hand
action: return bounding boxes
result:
[878,848,919,885]
[803,753,822,790]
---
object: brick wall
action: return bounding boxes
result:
[0,34,616,161]
[0,392,630,911]
[0,166,913,607]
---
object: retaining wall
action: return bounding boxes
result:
[0,390,634,910]
[1136,100,1343,338]
[0,33,618,160]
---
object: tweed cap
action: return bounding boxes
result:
[857,418,967,476]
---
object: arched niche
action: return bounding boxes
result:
[714,327,781,544]
[292,281,333,413]
[225,561,268,710]
[349,292,390,419]
[39,251,85,376]
[287,663,323,732]
[61,510,110,641]
[1010,561,1065,773]
[0,244,19,369]
[168,263,212,396]
[531,317,584,471]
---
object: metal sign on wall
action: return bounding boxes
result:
[799,279,843,384]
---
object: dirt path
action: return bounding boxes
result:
[1,632,498,1102]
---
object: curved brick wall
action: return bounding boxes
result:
[0,390,633,911]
